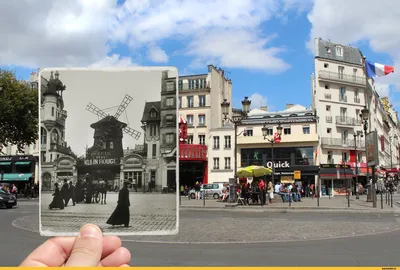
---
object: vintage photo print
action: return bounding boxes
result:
[38,67,179,236]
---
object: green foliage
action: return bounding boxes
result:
[0,69,38,152]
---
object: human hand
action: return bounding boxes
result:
[20,224,131,267]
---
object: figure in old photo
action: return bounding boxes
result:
[106,181,130,227]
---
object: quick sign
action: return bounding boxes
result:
[266,161,290,169]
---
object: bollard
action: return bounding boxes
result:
[179,193,181,206]
[203,190,206,207]
[391,191,393,208]
[381,191,383,209]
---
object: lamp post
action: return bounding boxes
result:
[353,131,362,199]
[261,122,283,186]
[221,96,251,202]
[142,163,146,194]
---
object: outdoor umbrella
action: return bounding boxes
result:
[237,165,272,178]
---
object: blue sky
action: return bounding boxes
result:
[1,0,399,112]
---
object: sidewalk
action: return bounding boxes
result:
[179,194,400,213]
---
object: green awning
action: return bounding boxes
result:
[0,162,11,165]
[15,161,31,165]
[0,173,33,181]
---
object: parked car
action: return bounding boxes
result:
[0,189,17,209]
[189,183,225,199]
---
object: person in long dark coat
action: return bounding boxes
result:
[85,174,93,204]
[68,181,76,206]
[75,179,83,203]
[106,182,130,227]
[49,183,64,210]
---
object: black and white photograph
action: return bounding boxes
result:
[38,67,179,236]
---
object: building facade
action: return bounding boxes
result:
[237,104,319,186]
[178,65,234,186]
[39,71,77,190]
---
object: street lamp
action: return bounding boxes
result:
[353,131,363,200]
[142,163,146,194]
[262,122,283,187]
[360,106,374,205]
[221,97,251,202]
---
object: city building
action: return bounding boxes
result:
[40,71,77,190]
[237,104,319,186]
[178,65,234,186]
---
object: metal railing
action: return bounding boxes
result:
[321,137,365,148]
[354,97,360,103]
[339,95,347,102]
[324,93,331,99]
[318,70,366,85]
[335,116,361,126]
[326,116,332,123]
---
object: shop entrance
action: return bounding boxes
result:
[179,161,206,189]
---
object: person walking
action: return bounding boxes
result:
[48,183,64,210]
[61,179,70,207]
[68,181,76,206]
[107,181,130,228]
[258,179,266,206]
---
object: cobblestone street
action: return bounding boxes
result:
[40,192,177,235]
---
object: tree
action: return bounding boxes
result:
[0,70,38,153]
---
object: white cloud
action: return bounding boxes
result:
[147,45,169,63]
[249,93,268,109]
[306,0,400,95]
[89,54,135,67]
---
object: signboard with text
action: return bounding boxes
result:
[366,131,379,166]
[294,170,301,179]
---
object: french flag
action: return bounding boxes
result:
[366,61,394,78]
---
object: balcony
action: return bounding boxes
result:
[335,116,361,126]
[324,93,331,100]
[318,70,366,86]
[321,137,365,149]
[179,144,207,161]
[179,82,211,92]
[354,97,360,103]
[339,95,347,103]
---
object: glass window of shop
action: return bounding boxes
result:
[0,163,12,173]
[240,147,314,167]
[15,162,33,174]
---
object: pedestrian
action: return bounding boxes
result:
[258,179,266,206]
[48,183,64,210]
[69,181,76,206]
[267,181,274,204]
[180,185,184,196]
[61,179,70,206]
[106,181,130,228]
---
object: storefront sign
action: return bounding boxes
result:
[0,157,12,161]
[294,170,301,179]
[125,157,141,165]
[366,131,379,166]
[266,161,290,169]
[59,161,73,167]
[84,159,119,165]
[0,156,35,162]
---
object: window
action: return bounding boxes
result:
[357,152,362,163]
[381,135,385,152]
[166,97,174,107]
[51,107,54,116]
[166,115,174,126]
[199,135,205,145]
[224,157,231,169]
[150,110,157,118]
[325,84,329,89]
[340,107,347,118]
[327,128,331,134]
[303,126,310,134]
[149,124,157,136]
[198,114,206,126]
[189,80,195,89]
[224,136,231,149]
[166,82,175,91]
[50,154,53,162]
[150,170,156,182]
[355,88,359,97]
[283,127,291,135]
[41,127,47,145]
[213,136,220,149]
[200,78,207,88]
[353,68,357,80]
[338,66,344,79]
[110,142,114,149]
[265,127,273,136]
[187,115,194,126]
[199,95,206,107]
[57,154,60,159]
[213,158,220,169]
[178,80,183,90]
[245,128,253,136]
[178,97,182,108]
[342,152,348,162]
[336,46,343,57]
[187,96,194,108]
[187,135,193,144]
[327,151,333,163]
[326,47,331,54]
[166,133,175,144]
[152,144,157,157]
[195,79,199,89]
[356,109,360,120]
[324,63,329,68]
[326,105,330,112]
[339,87,346,101]
[41,151,46,162]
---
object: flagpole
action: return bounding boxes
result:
[361,53,377,208]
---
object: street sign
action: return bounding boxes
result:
[293,170,301,180]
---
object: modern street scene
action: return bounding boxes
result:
[1,0,400,267]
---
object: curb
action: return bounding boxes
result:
[179,206,399,214]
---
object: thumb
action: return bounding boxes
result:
[64,224,103,267]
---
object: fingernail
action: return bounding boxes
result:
[79,224,102,239]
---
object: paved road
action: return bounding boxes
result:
[40,193,177,235]
[3,200,400,266]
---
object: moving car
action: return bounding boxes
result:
[189,183,225,199]
[0,189,17,209]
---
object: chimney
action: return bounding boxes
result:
[260,105,268,111]
[286,103,294,110]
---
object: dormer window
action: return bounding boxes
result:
[336,46,343,57]
[150,110,157,118]
[326,47,331,54]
